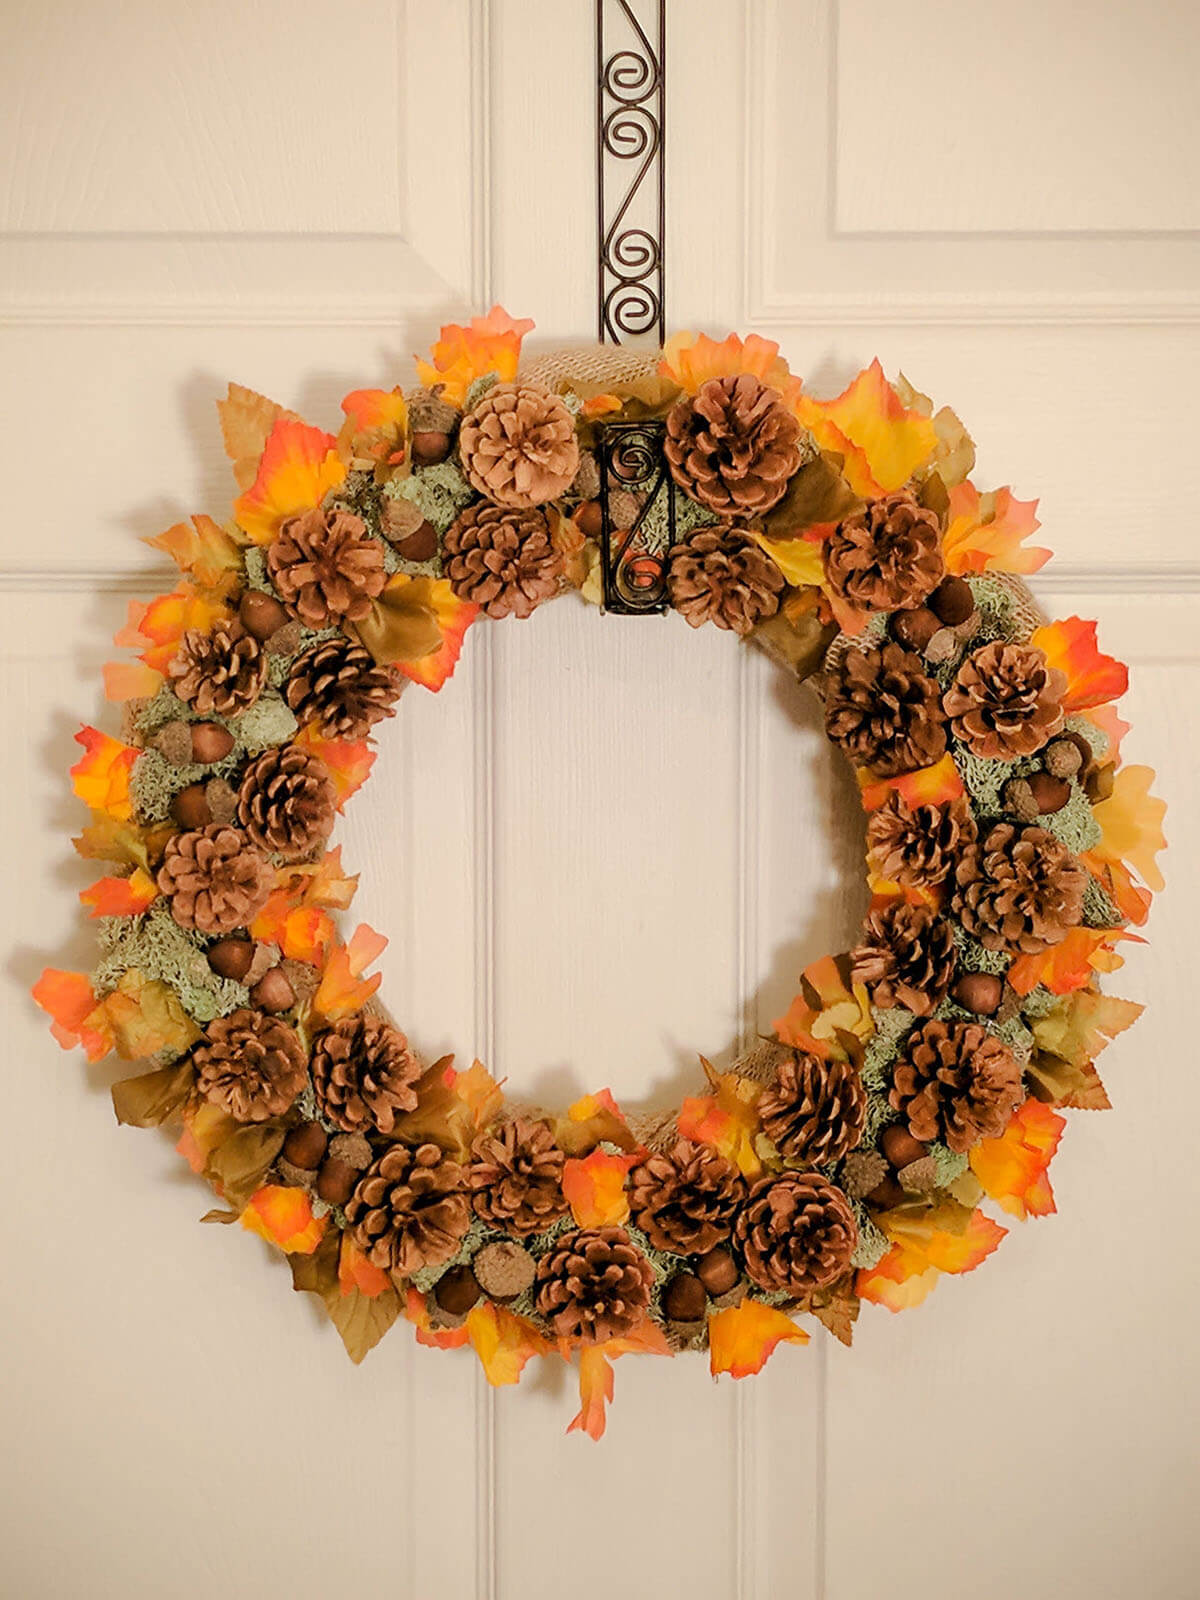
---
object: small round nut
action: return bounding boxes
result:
[171,782,212,830]
[315,1158,358,1207]
[1002,777,1040,823]
[1027,772,1071,815]
[239,590,291,641]
[662,1272,707,1323]
[411,429,452,466]
[575,500,604,540]
[695,1247,740,1297]
[207,937,256,982]
[190,722,235,764]
[952,972,1004,1016]
[434,1264,482,1315]
[891,605,940,652]
[881,1125,929,1171]
[929,574,974,626]
[251,967,296,1014]
[282,1121,329,1171]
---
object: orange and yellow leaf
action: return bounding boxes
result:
[774,954,874,1058]
[312,924,388,1021]
[556,1088,638,1156]
[415,306,535,407]
[561,1148,638,1227]
[794,360,938,498]
[80,867,158,919]
[859,1206,1007,1311]
[858,753,965,814]
[145,513,245,595]
[941,483,1050,576]
[70,727,138,822]
[32,969,112,1060]
[709,1299,809,1379]
[233,417,347,546]
[1086,764,1166,894]
[292,725,375,809]
[1007,925,1141,997]
[659,330,800,405]
[466,1301,551,1387]
[1031,618,1128,713]
[338,386,408,472]
[241,1185,326,1254]
[338,1235,392,1299]
[115,584,228,674]
[678,1058,764,1179]
[969,1097,1065,1221]
[103,659,164,702]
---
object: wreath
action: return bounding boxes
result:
[33,310,1166,1439]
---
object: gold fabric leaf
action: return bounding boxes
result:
[204,1123,287,1210]
[750,605,837,682]
[326,1283,403,1365]
[760,452,860,541]
[217,384,293,491]
[111,1060,194,1128]
[350,575,444,666]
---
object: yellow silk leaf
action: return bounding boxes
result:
[1088,764,1167,893]
[795,360,938,497]
[467,1302,550,1387]
[233,417,346,546]
[969,1098,1066,1220]
[708,1300,808,1379]
[241,1185,326,1255]
[1031,989,1144,1068]
[217,383,292,491]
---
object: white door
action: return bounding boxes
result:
[3,3,1197,1597]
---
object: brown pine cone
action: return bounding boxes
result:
[757,1052,867,1165]
[665,375,802,516]
[192,1008,306,1123]
[265,507,386,627]
[168,619,266,717]
[943,641,1066,760]
[733,1172,857,1295]
[952,821,1086,954]
[443,502,563,619]
[309,1015,420,1136]
[627,1139,745,1256]
[666,525,785,636]
[236,745,336,862]
[468,1117,570,1237]
[285,637,404,740]
[344,1142,471,1274]
[824,490,944,614]
[866,791,977,889]
[156,824,271,933]
[850,901,957,1016]
[458,383,580,508]
[824,642,947,777]
[889,1018,1023,1153]
[534,1226,654,1343]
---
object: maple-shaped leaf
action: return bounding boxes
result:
[70,727,138,822]
[555,1088,638,1156]
[291,725,375,810]
[115,584,229,674]
[1031,989,1143,1068]
[751,527,826,589]
[73,815,172,871]
[1027,1053,1112,1112]
[79,867,158,919]
[858,1204,1007,1311]
[110,1060,194,1128]
[1086,764,1167,894]
[561,1148,639,1227]
[941,482,1050,576]
[311,924,387,1022]
[89,968,200,1061]
[351,573,478,692]
[1007,926,1140,997]
[250,891,335,965]
[893,376,976,488]
[217,382,292,491]
[969,1097,1066,1221]
[773,954,874,1058]
[102,659,165,702]
[446,1059,504,1130]
[233,416,346,546]
[794,361,938,498]
[241,1184,326,1254]
[708,1299,809,1378]
[31,969,112,1060]
[858,753,965,814]
[338,1234,392,1300]
[337,386,408,477]
[678,1056,764,1178]
[1030,617,1128,713]
[566,1321,672,1439]
[415,306,535,407]
[802,1276,860,1347]
[466,1301,551,1387]
[145,513,246,595]
[659,330,801,406]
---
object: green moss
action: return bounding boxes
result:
[225,691,297,752]
[463,374,499,412]
[1039,783,1101,854]
[930,1144,968,1187]
[850,1207,890,1270]
[130,747,241,823]
[862,1005,919,1090]
[243,546,271,593]
[1018,985,1058,1020]
[1082,873,1122,929]
[951,924,1012,976]
[92,900,248,1024]
[967,576,1023,640]
[386,460,475,534]
[954,742,1039,818]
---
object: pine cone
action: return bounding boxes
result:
[534,1226,654,1342]
[443,502,563,619]
[192,1008,306,1123]
[458,383,580,508]
[285,638,404,740]
[733,1172,856,1295]
[666,525,785,636]
[236,745,336,862]
[156,824,271,933]
[866,791,977,890]
[952,821,1086,954]
[309,1015,420,1136]
[850,901,957,1016]
[265,507,386,627]
[824,643,947,777]
[168,619,266,717]
[824,490,944,614]
[665,375,802,516]
[627,1139,745,1256]
[468,1117,570,1237]
[757,1052,867,1165]
[943,641,1066,760]
[889,1019,1023,1152]
[344,1142,471,1274]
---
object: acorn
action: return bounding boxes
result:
[315,1158,358,1207]
[393,518,438,563]
[251,967,296,1014]
[1043,736,1084,780]
[928,574,974,626]
[864,1173,907,1211]
[881,1125,929,1171]
[890,605,940,652]
[282,1120,328,1172]
[472,1240,536,1302]
[190,722,234,764]
[434,1264,482,1316]
[1086,762,1116,803]
[411,430,452,466]
[171,782,212,830]
[1027,772,1071,815]
[207,936,256,982]
[952,972,1004,1016]
[695,1247,739,1297]
[662,1272,708,1323]
[575,499,604,540]
[239,589,291,641]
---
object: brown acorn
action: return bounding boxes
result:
[207,937,256,982]
[411,430,452,465]
[239,590,291,641]
[171,783,212,830]
[576,500,604,539]
[190,722,235,764]
[891,605,940,652]
[695,1247,740,1297]
[1027,772,1071,814]
[472,1240,537,1302]
[662,1273,708,1322]
[316,1158,358,1207]
[251,967,295,1014]
[928,575,974,625]
[435,1264,482,1315]
[282,1121,328,1171]
[864,1174,907,1210]
[952,972,1004,1016]
[393,519,438,563]
[881,1125,929,1171]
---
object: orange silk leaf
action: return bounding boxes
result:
[561,1149,639,1227]
[858,1208,1007,1312]
[794,360,937,497]
[658,330,800,404]
[145,513,245,593]
[338,386,408,469]
[858,753,965,814]
[467,1302,551,1387]
[708,1300,809,1379]
[233,417,346,546]
[241,1185,327,1254]
[115,584,228,674]
[292,726,375,809]
[414,306,534,406]
[338,1236,392,1299]
[678,1059,764,1179]
[1030,617,1129,712]
[79,867,158,919]
[969,1098,1066,1221]
[312,924,387,1022]
[31,969,112,1060]
[71,727,138,822]
[1007,926,1139,997]
[773,954,874,1059]
[940,482,1050,576]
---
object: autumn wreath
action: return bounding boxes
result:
[33,311,1166,1439]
